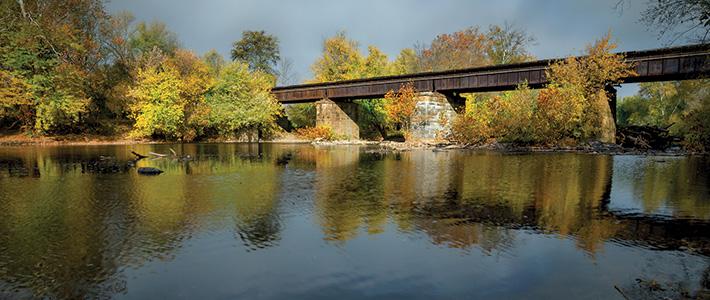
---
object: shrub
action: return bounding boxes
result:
[295,126,336,141]
[383,82,417,132]
[451,33,636,146]
[678,98,710,151]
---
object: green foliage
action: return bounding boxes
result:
[285,104,316,128]
[0,0,105,133]
[619,79,710,151]
[205,62,282,136]
[129,21,180,56]
[202,49,226,76]
[356,99,388,139]
[230,30,280,75]
[679,98,710,151]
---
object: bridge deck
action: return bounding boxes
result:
[272,44,710,103]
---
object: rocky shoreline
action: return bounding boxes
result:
[312,139,701,156]
[0,134,702,156]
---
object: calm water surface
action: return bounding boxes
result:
[0,144,709,299]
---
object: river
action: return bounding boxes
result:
[0,144,708,299]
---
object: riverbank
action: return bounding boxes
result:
[0,132,313,147]
[314,140,699,156]
[0,133,702,155]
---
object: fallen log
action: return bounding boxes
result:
[617,125,673,150]
[137,167,163,175]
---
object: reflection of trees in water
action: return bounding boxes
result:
[624,156,710,219]
[314,148,388,242]
[0,144,287,298]
[313,151,710,257]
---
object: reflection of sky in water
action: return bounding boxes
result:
[0,144,708,299]
[609,155,710,218]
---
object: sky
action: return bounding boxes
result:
[106,0,674,97]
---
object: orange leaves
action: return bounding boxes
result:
[383,82,418,130]
[420,27,490,72]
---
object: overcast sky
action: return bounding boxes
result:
[107,0,674,96]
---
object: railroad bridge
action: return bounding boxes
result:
[272,44,710,140]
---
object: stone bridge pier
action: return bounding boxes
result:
[316,98,360,140]
[315,92,465,141]
[410,92,464,141]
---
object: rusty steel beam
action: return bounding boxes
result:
[272,44,710,103]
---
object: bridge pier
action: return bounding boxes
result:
[410,92,464,141]
[598,85,617,144]
[316,98,359,139]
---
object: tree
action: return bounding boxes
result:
[276,57,298,86]
[127,50,212,140]
[127,60,184,139]
[311,31,365,82]
[390,48,420,75]
[230,30,280,75]
[641,0,710,43]
[363,46,389,77]
[418,27,490,72]
[0,0,108,133]
[129,21,180,56]
[383,82,418,132]
[206,62,282,136]
[540,32,636,143]
[202,49,226,76]
[618,79,710,150]
[485,23,535,64]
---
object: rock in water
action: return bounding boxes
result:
[137,167,163,175]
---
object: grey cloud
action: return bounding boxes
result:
[107,0,672,96]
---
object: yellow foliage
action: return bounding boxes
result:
[295,126,336,141]
[451,33,637,145]
[0,70,34,127]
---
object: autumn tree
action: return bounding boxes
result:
[205,62,282,137]
[539,32,636,143]
[230,30,280,75]
[390,48,420,75]
[451,33,636,145]
[418,27,490,72]
[383,83,418,132]
[485,23,535,64]
[310,31,365,82]
[0,0,107,132]
[127,50,212,140]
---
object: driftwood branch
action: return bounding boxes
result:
[130,151,147,160]
[148,151,167,157]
